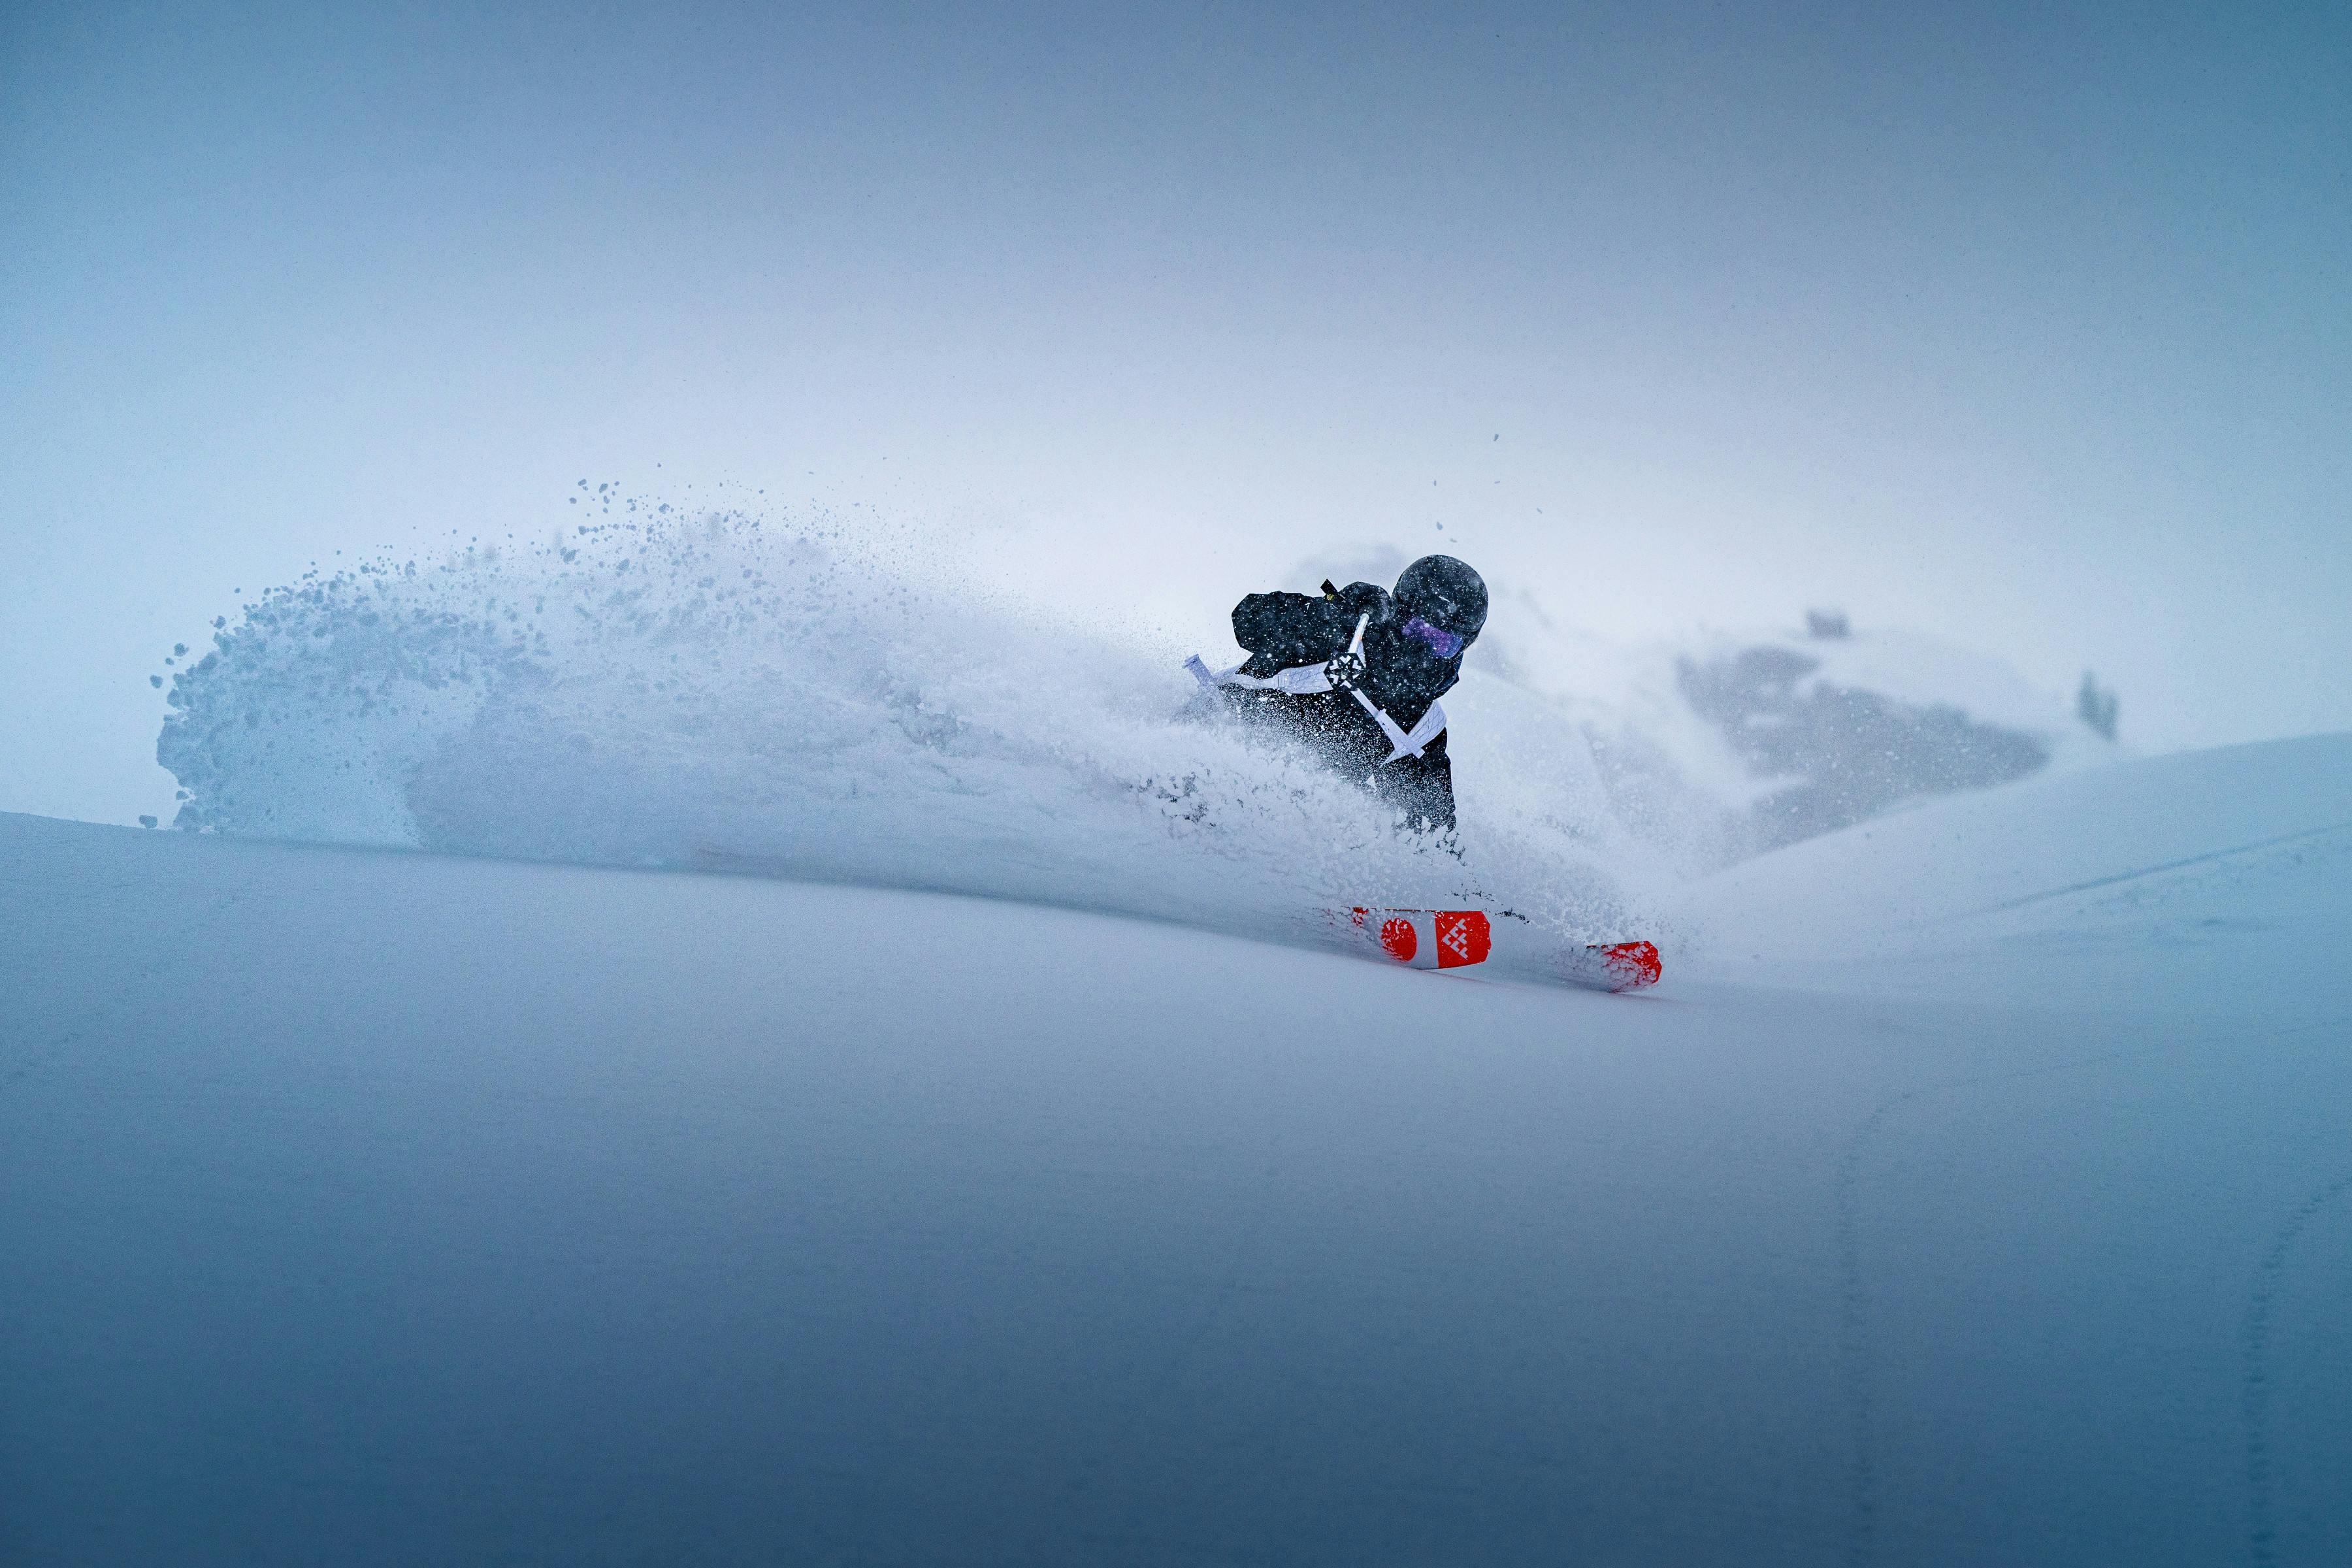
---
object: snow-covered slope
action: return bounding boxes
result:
[1690,730,2352,1008]
[6,728,2350,1565]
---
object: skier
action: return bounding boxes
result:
[1187,555,1488,835]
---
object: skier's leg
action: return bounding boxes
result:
[1379,732,1456,837]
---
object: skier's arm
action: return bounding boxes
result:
[1232,591,1352,671]
[1330,581,1388,622]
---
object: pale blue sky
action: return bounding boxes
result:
[5,1,2347,823]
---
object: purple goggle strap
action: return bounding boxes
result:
[1401,615,1463,659]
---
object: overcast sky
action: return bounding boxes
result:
[5,1,2347,824]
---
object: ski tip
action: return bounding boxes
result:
[1586,939,1662,992]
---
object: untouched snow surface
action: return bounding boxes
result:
[5,732,2350,1565]
[1694,731,2352,1001]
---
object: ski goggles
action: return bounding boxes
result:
[1401,615,1464,659]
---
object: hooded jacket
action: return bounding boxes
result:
[1221,579,1463,832]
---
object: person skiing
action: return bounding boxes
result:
[1186,555,1488,835]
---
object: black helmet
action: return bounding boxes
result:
[1394,555,1488,643]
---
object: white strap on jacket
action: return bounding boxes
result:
[1186,613,1446,764]
[1184,655,1337,696]
[1349,691,1447,762]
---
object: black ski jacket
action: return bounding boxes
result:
[1224,580,1463,833]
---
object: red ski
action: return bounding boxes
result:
[1338,907,1661,992]
[1558,938,1664,992]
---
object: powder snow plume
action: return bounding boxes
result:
[157,510,1669,958]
